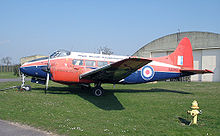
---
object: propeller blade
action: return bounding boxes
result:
[45,55,51,93]
[47,55,51,71]
[45,72,49,91]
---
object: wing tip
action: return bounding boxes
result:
[204,69,214,73]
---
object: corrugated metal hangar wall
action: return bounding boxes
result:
[133,31,220,82]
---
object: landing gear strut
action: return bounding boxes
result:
[92,82,104,97]
[19,74,32,91]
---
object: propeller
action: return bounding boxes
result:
[45,55,51,93]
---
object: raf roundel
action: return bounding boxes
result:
[141,65,155,81]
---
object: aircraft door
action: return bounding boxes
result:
[72,59,84,82]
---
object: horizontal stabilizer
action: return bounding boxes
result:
[180,69,213,74]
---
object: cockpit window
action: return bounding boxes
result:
[50,50,71,58]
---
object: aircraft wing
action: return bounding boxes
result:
[80,57,152,83]
[180,69,213,74]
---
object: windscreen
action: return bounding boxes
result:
[50,50,71,58]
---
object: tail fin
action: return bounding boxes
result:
[152,37,193,69]
[151,37,213,74]
[169,37,193,69]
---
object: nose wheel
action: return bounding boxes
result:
[19,85,32,91]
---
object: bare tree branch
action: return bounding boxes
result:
[1,57,12,72]
[97,46,113,55]
[1,57,12,65]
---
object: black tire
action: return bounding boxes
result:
[92,87,104,97]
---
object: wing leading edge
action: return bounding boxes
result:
[80,57,152,83]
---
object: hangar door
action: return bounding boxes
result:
[202,49,220,82]
[191,50,202,81]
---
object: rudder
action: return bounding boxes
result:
[151,37,194,69]
[169,37,193,69]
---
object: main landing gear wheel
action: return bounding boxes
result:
[92,86,104,97]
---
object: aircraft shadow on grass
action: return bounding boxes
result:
[32,87,192,111]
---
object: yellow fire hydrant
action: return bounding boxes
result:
[187,100,201,125]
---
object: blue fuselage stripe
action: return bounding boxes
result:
[122,71,181,84]
[20,66,182,84]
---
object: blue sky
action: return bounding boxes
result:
[0,0,220,64]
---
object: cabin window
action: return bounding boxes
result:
[73,59,83,66]
[97,61,108,67]
[85,60,96,66]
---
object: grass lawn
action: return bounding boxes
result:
[0,72,18,79]
[0,81,219,136]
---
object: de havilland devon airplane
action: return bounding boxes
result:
[19,37,213,96]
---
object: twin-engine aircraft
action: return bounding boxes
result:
[20,37,213,96]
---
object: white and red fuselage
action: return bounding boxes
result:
[20,37,212,86]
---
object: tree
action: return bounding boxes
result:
[1,57,12,72]
[13,64,21,77]
[97,46,113,55]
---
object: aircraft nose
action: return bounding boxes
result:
[20,66,33,76]
[20,65,48,78]
[20,66,37,77]
[20,66,27,74]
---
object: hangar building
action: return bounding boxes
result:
[133,31,220,82]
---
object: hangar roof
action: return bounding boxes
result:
[133,31,220,57]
